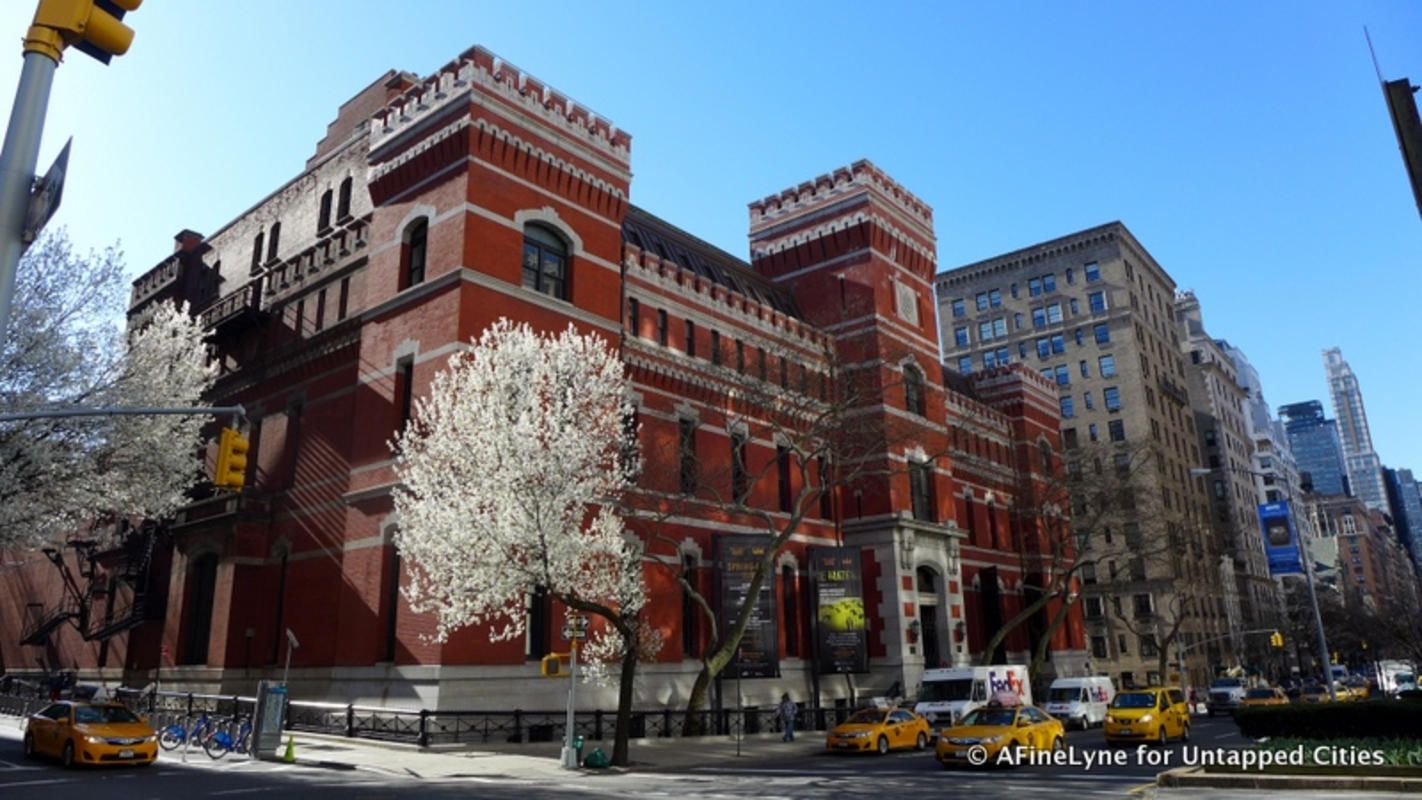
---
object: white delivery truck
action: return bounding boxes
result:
[914,665,1031,726]
[1376,660,1416,696]
[1043,676,1115,730]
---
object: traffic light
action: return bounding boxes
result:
[213,427,250,492]
[1269,631,1284,649]
[25,0,141,64]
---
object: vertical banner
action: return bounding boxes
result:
[718,535,779,679]
[811,547,869,674]
[1258,500,1304,575]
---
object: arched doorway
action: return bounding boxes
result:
[917,566,944,669]
[181,553,219,666]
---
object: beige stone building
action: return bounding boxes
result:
[936,222,1231,688]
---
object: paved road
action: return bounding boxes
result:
[0,715,1257,799]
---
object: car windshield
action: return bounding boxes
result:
[1111,692,1156,708]
[920,679,973,702]
[845,709,886,725]
[1047,687,1080,703]
[75,705,140,724]
[1399,674,1415,683]
[960,708,1016,727]
[1246,689,1277,699]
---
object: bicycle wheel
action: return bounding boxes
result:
[158,723,186,751]
[204,729,233,760]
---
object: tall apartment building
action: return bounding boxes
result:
[1220,341,1304,507]
[1279,401,1349,496]
[1323,348,1388,511]
[936,222,1230,688]
[1175,295,1278,666]
[0,46,1085,707]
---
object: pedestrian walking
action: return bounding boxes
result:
[778,693,798,742]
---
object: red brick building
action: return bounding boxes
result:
[0,46,1084,709]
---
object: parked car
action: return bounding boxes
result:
[825,707,931,755]
[23,701,157,767]
[1104,687,1190,746]
[935,701,1064,767]
[1239,687,1289,708]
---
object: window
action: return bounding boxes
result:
[267,222,281,263]
[1079,360,1090,378]
[1029,277,1042,297]
[1063,428,1079,449]
[1091,636,1108,659]
[910,460,935,522]
[1032,307,1047,328]
[1013,312,1023,330]
[1050,334,1065,354]
[383,546,401,661]
[958,356,973,373]
[954,326,969,347]
[1083,391,1094,410]
[758,347,768,381]
[1103,386,1121,411]
[1081,564,1097,585]
[781,565,800,657]
[1140,636,1158,658]
[983,350,998,369]
[521,224,569,300]
[976,292,989,311]
[336,176,353,220]
[681,556,700,657]
[904,364,926,416]
[1042,274,1056,293]
[1098,354,1117,377]
[736,340,745,373]
[678,419,697,495]
[1085,261,1100,281]
[1084,597,1103,618]
[1088,423,1099,442]
[1036,338,1050,359]
[951,298,966,317]
[1088,291,1107,313]
[314,289,326,331]
[731,432,748,504]
[711,330,722,366]
[1054,365,1070,385]
[777,446,793,512]
[989,288,1001,307]
[396,359,415,434]
[1074,328,1084,346]
[1010,282,1019,298]
[1108,419,1126,441]
[996,347,1011,365]
[318,189,333,232]
[1060,395,1075,418]
[403,219,427,288]
[1047,303,1063,324]
[1133,594,1153,618]
[1117,634,1129,655]
[1070,298,1080,316]
[1094,323,1111,344]
[338,277,350,320]
[627,298,640,335]
[1018,342,1028,359]
[527,586,550,659]
[685,319,696,357]
[251,231,264,274]
[1066,268,1075,285]
[779,357,788,388]
[656,309,668,346]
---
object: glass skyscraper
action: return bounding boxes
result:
[1279,400,1349,497]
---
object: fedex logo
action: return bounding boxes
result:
[988,670,1026,697]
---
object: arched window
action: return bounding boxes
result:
[522,224,568,300]
[904,364,925,416]
[318,190,333,232]
[402,219,428,289]
[251,231,264,274]
[383,544,401,662]
[336,177,353,220]
[181,552,219,665]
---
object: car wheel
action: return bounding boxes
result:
[1181,723,1190,743]
[22,732,35,759]
[915,732,927,751]
[61,740,75,768]
[877,735,889,755]
[1156,726,1168,747]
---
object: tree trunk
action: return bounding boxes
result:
[1028,595,1075,690]
[681,663,714,735]
[979,589,1054,666]
[611,624,639,766]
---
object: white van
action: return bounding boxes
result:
[914,665,1031,726]
[1043,676,1115,729]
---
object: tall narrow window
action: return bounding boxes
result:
[758,347,768,381]
[403,219,427,289]
[779,357,788,388]
[336,177,353,220]
[383,546,401,662]
[396,358,415,434]
[251,231,264,274]
[904,364,925,416]
[337,277,350,320]
[314,289,327,331]
[656,309,668,346]
[181,553,219,665]
[731,432,748,504]
[910,460,935,522]
[267,222,281,263]
[777,445,792,512]
[521,224,569,300]
[527,586,549,660]
[685,319,696,356]
[781,565,800,658]
[627,298,640,337]
[681,556,700,658]
[736,340,745,373]
[318,190,333,232]
[711,330,722,366]
[270,548,288,664]
[678,418,697,495]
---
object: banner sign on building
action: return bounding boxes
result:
[1258,500,1304,576]
[718,535,779,679]
[811,547,869,674]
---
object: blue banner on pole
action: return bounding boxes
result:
[1258,501,1304,576]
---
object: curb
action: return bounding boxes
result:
[1158,766,1422,792]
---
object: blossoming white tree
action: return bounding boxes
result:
[392,319,650,766]
[0,230,217,548]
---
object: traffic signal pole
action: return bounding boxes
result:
[0,48,57,350]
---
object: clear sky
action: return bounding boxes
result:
[1,1,1418,472]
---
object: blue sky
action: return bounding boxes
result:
[1,1,1418,472]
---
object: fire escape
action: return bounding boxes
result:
[19,523,167,647]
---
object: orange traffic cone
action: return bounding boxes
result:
[283,736,296,763]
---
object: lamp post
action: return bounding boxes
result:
[1190,466,1337,701]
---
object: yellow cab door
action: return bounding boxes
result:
[887,710,910,748]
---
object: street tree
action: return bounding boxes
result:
[0,229,216,549]
[391,319,651,766]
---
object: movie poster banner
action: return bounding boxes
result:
[718,535,779,679]
[811,546,869,674]
[1258,500,1304,576]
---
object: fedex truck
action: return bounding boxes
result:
[914,665,1031,726]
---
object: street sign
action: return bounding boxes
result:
[23,138,69,247]
[567,615,590,630]
[561,624,586,640]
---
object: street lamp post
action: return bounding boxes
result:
[1190,466,1337,701]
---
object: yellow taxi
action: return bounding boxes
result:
[1342,678,1371,701]
[1298,683,1333,703]
[1239,687,1289,708]
[825,706,932,754]
[1103,687,1190,746]
[935,702,1065,767]
[23,701,158,767]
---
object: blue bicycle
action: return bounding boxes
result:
[203,716,252,760]
[158,712,217,751]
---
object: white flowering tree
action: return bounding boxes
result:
[0,230,217,548]
[392,319,651,766]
